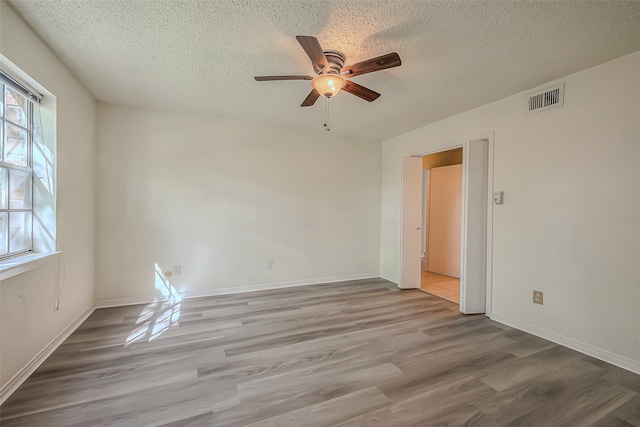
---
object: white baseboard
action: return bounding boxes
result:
[95,273,381,308]
[490,312,640,375]
[379,273,397,285]
[0,304,95,406]
[95,297,154,308]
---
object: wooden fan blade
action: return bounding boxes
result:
[341,52,401,77]
[342,81,380,102]
[296,35,330,74]
[301,89,321,107]
[255,75,313,81]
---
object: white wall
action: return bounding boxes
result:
[96,104,381,304]
[0,0,97,390]
[427,164,462,278]
[381,51,640,368]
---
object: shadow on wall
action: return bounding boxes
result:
[125,264,182,347]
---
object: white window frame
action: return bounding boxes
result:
[0,73,36,260]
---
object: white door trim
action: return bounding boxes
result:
[485,134,495,317]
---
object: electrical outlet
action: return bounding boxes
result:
[533,290,543,305]
[173,265,181,275]
[266,259,273,269]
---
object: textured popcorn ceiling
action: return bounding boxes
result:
[8,0,640,141]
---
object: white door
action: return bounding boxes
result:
[460,139,489,313]
[400,156,423,289]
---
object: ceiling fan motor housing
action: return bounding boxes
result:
[321,50,345,75]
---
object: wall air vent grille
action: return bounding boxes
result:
[527,83,564,114]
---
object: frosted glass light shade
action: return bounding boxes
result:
[311,74,346,98]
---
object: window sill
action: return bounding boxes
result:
[0,252,61,281]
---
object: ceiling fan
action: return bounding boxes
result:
[254,35,401,107]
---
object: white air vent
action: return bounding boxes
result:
[527,83,564,114]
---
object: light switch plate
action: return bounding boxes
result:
[493,191,504,204]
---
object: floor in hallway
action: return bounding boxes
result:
[421,269,460,304]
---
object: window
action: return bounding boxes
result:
[0,74,35,259]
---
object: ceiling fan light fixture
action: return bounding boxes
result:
[311,74,346,98]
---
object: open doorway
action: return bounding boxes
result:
[420,148,463,304]
[400,137,493,315]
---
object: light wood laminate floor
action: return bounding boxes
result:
[2,278,640,426]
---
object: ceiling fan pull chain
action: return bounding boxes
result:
[324,96,330,132]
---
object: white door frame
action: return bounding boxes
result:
[399,133,494,315]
